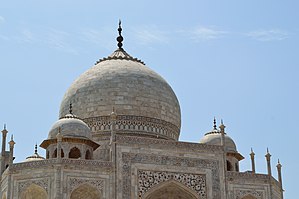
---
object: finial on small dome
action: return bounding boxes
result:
[117,20,124,49]
[4,124,6,130]
[213,117,217,130]
[69,102,73,115]
[34,143,38,154]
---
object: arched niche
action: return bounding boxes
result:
[70,183,101,199]
[20,183,48,199]
[143,180,199,199]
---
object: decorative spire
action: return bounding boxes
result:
[276,159,284,198]
[117,20,124,49]
[8,134,15,147]
[2,124,7,134]
[69,102,73,115]
[265,148,272,176]
[213,117,217,130]
[34,143,38,154]
[219,119,226,133]
[250,148,256,173]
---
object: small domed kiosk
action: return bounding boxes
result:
[40,105,99,160]
[199,119,244,171]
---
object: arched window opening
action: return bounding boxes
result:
[20,183,48,199]
[70,184,101,199]
[52,149,57,158]
[227,160,232,171]
[144,181,198,199]
[85,150,92,160]
[46,151,49,159]
[69,147,81,159]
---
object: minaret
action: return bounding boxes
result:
[265,148,272,176]
[276,159,284,199]
[1,125,8,174]
[8,135,15,166]
[250,148,256,173]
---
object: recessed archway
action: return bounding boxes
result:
[70,183,101,199]
[20,183,48,199]
[143,180,199,199]
[69,147,81,159]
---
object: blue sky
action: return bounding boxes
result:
[0,1,298,198]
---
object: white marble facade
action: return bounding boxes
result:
[0,25,283,199]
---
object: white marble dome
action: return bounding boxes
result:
[48,114,92,139]
[59,48,181,140]
[199,131,237,152]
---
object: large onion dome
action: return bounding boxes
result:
[59,22,181,140]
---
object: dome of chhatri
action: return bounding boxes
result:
[59,23,181,140]
[48,113,92,140]
[199,120,237,152]
[25,145,45,162]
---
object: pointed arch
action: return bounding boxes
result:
[143,180,199,199]
[69,147,81,159]
[20,183,48,199]
[70,183,101,199]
